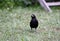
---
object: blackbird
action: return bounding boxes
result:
[30,14,38,30]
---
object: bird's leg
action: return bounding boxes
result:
[31,28,32,30]
[35,28,37,32]
[35,28,36,30]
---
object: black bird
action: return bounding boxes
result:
[30,14,38,30]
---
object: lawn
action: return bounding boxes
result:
[0,6,60,41]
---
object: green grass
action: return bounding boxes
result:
[0,6,60,41]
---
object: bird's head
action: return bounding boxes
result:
[31,14,36,18]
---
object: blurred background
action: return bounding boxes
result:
[0,0,60,9]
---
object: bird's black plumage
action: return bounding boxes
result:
[30,14,38,30]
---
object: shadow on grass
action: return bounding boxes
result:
[25,28,37,33]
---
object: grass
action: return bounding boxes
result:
[0,6,60,41]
